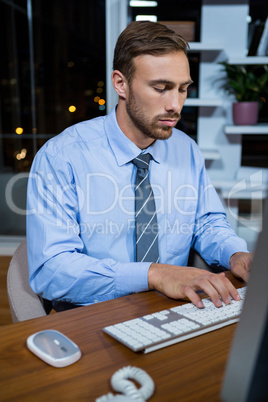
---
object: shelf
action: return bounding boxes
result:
[188,42,224,51]
[225,124,268,134]
[212,179,268,199]
[228,56,268,65]
[201,149,221,160]
[184,98,223,107]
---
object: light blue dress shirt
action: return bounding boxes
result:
[27,107,248,305]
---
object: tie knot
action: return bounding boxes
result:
[132,153,152,170]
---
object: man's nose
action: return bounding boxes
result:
[165,92,184,114]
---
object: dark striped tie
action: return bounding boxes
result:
[132,153,159,263]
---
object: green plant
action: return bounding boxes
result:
[218,62,268,104]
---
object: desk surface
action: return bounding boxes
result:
[0,272,244,402]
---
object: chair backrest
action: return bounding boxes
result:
[7,239,48,322]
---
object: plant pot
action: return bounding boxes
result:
[232,101,259,125]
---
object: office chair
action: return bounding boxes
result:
[7,239,52,322]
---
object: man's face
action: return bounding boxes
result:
[125,51,192,144]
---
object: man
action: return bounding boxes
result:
[27,21,252,312]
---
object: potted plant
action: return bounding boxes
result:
[218,62,268,125]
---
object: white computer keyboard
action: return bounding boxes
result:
[103,287,247,353]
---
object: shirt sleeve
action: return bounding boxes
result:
[26,149,150,305]
[191,161,248,269]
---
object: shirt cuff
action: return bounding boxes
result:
[221,238,249,269]
[115,262,151,297]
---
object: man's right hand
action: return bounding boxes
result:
[148,263,241,308]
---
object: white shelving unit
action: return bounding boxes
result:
[190,1,267,182]
[195,0,249,182]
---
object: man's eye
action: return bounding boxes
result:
[179,88,187,93]
[154,87,166,93]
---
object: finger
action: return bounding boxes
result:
[209,274,241,304]
[194,274,238,308]
[183,286,204,309]
[196,278,224,307]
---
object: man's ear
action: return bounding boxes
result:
[111,70,128,99]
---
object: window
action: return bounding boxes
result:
[0,0,106,235]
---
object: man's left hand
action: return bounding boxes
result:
[229,252,253,282]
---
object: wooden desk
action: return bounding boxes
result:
[0,273,244,402]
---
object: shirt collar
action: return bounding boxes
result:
[104,107,161,166]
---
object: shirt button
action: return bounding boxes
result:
[94,299,99,303]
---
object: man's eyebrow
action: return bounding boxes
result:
[182,79,194,86]
[148,79,194,86]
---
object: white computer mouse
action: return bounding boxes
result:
[27,329,82,367]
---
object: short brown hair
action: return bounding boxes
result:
[113,20,189,83]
